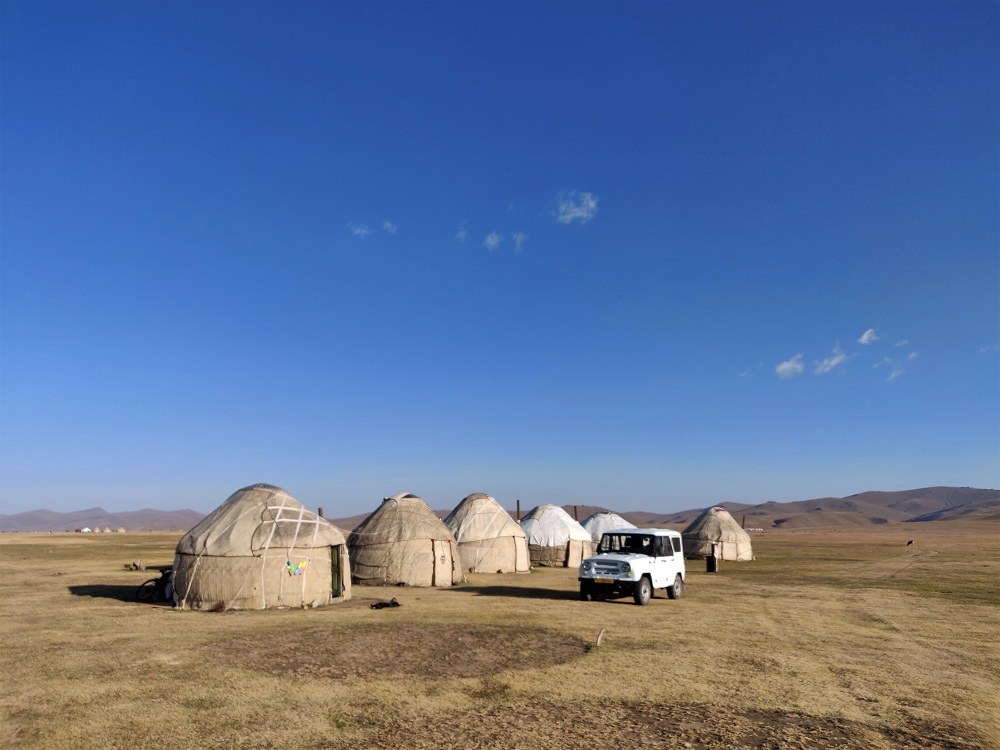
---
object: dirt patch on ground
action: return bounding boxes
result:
[316,699,988,750]
[209,624,589,680]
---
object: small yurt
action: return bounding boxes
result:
[682,506,753,561]
[519,504,595,568]
[348,493,462,587]
[581,511,637,542]
[172,484,351,610]
[445,493,530,574]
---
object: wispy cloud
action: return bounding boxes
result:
[907,351,919,360]
[815,345,848,375]
[776,354,805,379]
[980,343,1000,354]
[556,191,599,224]
[887,369,904,382]
[455,226,467,243]
[382,220,397,234]
[895,339,909,348]
[513,232,527,253]
[348,223,370,238]
[873,356,893,369]
[483,232,501,251]
[858,328,879,345]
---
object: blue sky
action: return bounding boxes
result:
[1,1,997,516]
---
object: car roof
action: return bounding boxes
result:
[603,528,680,536]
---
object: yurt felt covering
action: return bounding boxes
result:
[444,493,530,574]
[173,484,351,611]
[519,504,596,568]
[581,511,637,542]
[682,506,754,561]
[348,493,462,586]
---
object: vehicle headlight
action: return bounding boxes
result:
[620,562,631,574]
[580,561,592,573]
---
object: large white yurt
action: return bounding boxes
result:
[682,506,754,561]
[172,484,351,611]
[519,504,595,568]
[348,493,463,587]
[444,493,530,574]
[581,511,637,542]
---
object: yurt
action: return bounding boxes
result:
[519,504,595,568]
[581,511,637,542]
[172,484,351,611]
[682,506,754,561]
[348,493,462,587]
[444,493,530,574]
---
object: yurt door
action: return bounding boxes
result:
[330,545,342,598]
[433,541,452,587]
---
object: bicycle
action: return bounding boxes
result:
[136,568,173,604]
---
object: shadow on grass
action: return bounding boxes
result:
[68,583,167,605]
[447,585,577,601]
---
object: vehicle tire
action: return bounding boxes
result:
[136,579,159,603]
[667,574,684,600]
[633,576,652,606]
[580,582,594,602]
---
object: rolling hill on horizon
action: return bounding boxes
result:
[3,486,996,533]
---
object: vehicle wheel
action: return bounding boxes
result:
[136,579,159,603]
[580,582,594,602]
[667,574,684,600]
[633,576,652,606]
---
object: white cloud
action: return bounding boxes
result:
[382,220,397,234]
[873,356,893,369]
[775,354,805,379]
[858,328,879,345]
[895,339,909,348]
[513,232,527,253]
[980,343,1000,354]
[886,369,904,382]
[907,351,919,360]
[455,226,467,243]
[483,232,501,251]
[348,223,370,238]
[815,345,848,375]
[556,191,599,224]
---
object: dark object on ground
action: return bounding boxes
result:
[907,540,914,546]
[136,568,173,604]
[370,597,401,610]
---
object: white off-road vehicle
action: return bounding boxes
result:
[578,528,685,605]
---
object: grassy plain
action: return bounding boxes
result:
[1,521,998,749]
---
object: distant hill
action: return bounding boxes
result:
[4,486,997,533]
[0,507,205,533]
[616,486,1000,530]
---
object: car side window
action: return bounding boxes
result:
[671,537,682,553]
[656,537,672,556]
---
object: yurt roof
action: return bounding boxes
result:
[176,484,344,556]
[519,504,591,546]
[350,492,457,545]
[581,511,637,541]
[444,493,526,544]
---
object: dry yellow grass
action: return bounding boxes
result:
[1,520,997,749]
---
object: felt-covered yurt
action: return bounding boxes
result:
[172,483,351,611]
[348,493,462,586]
[682,506,754,561]
[444,493,530,574]
[519,504,595,567]
[581,511,637,542]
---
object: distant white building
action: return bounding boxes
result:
[79,527,92,533]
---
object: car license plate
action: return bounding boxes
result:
[594,578,614,584]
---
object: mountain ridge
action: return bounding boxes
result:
[4,486,995,533]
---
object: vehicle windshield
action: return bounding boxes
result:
[598,533,655,556]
